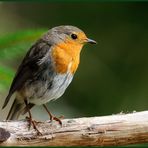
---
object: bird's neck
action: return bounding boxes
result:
[52,41,83,74]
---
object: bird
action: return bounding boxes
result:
[2,25,96,134]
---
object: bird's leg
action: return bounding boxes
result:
[43,104,63,125]
[24,100,42,135]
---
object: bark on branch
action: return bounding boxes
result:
[0,111,148,146]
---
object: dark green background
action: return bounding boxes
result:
[0,2,148,121]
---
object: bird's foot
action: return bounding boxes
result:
[49,115,64,126]
[42,104,64,126]
[47,114,64,126]
[26,116,42,135]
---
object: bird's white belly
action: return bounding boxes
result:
[27,72,73,105]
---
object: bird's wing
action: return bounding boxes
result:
[2,39,52,109]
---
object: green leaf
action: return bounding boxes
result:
[0,29,46,61]
[0,64,14,91]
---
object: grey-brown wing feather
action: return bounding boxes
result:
[2,39,52,109]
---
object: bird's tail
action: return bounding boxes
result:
[6,98,25,120]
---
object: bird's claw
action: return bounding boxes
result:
[26,116,42,135]
[49,115,64,126]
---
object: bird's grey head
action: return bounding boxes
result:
[42,25,97,45]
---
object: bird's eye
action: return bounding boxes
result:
[71,34,78,40]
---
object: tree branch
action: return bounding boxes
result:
[0,111,148,146]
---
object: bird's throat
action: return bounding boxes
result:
[52,41,82,74]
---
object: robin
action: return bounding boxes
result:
[2,25,96,134]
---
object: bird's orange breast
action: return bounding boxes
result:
[52,40,83,74]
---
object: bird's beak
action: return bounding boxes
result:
[85,38,97,44]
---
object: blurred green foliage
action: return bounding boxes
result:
[0,65,14,91]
